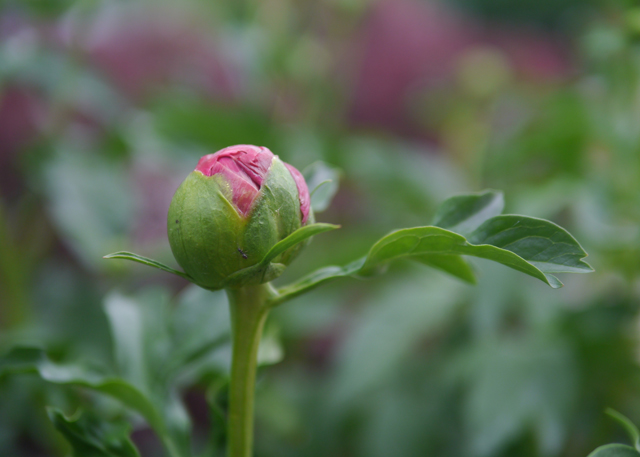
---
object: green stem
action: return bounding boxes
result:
[225,283,277,457]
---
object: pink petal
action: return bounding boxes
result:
[285,163,310,224]
[195,145,274,216]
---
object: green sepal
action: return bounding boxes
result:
[225,263,287,289]
[164,158,322,290]
[107,165,336,290]
[262,222,340,265]
[167,171,246,290]
[242,157,309,268]
[104,221,337,290]
[103,252,192,280]
[224,223,339,288]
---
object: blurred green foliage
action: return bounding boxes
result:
[1,0,640,456]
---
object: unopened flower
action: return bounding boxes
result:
[167,145,312,290]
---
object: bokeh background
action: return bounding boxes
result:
[2,0,640,456]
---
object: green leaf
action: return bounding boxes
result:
[204,379,228,457]
[468,215,593,274]
[104,293,150,391]
[261,223,340,265]
[257,326,285,366]
[225,223,339,289]
[412,254,477,284]
[361,216,592,286]
[270,258,365,307]
[47,408,141,457]
[432,190,504,236]
[463,336,577,456]
[165,286,231,381]
[44,150,134,270]
[302,161,341,213]
[606,408,640,451]
[331,273,465,406]
[103,289,194,457]
[587,444,640,457]
[0,347,164,434]
[273,214,592,305]
[153,97,273,149]
[103,251,192,281]
[0,347,187,457]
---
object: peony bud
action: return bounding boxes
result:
[167,145,313,290]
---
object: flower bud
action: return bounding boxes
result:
[167,145,313,290]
